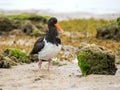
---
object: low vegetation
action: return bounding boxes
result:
[59,18,120,52]
[59,18,112,34]
[0,13,49,23]
[0,14,49,35]
[116,17,120,28]
[0,14,120,69]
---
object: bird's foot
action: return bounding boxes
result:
[38,60,42,69]
[48,59,51,71]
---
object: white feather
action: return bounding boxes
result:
[38,39,61,60]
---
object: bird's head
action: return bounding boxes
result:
[48,17,64,34]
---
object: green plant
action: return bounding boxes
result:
[77,51,91,76]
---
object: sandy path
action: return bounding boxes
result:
[0,62,120,90]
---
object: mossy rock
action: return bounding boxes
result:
[32,28,45,37]
[77,43,117,76]
[96,23,120,41]
[0,17,13,32]
[12,19,22,29]
[115,49,120,64]
[21,21,33,35]
[3,14,49,23]
[0,14,49,36]
[4,48,30,63]
[116,17,120,28]
[0,53,17,68]
[29,54,38,62]
[21,21,46,36]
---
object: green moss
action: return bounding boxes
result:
[32,28,45,36]
[77,48,116,76]
[0,14,49,35]
[5,48,30,63]
[77,51,91,76]
[116,17,120,28]
[0,17,13,31]
[0,14,49,23]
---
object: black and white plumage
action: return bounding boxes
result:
[30,17,64,70]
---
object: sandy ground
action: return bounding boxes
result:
[0,61,120,90]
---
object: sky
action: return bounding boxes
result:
[0,0,120,14]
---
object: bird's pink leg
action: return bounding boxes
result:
[48,59,51,71]
[38,60,42,69]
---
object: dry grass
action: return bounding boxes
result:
[59,18,113,35]
[0,36,36,55]
[59,18,120,52]
[0,34,120,55]
[60,33,120,53]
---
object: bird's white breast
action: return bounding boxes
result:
[38,39,61,60]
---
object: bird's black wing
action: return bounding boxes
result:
[56,37,61,44]
[30,35,45,54]
[55,37,61,46]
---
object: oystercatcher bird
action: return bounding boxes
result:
[30,17,64,70]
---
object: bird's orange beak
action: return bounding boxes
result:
[54,23,64,33]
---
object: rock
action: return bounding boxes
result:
[76,43,117,76]
[57,45,77,61]
[0,17,13,32]
[0,14,49,36]
[0,52,17,68]
[29,54,38,62]
[96,24,120,41]
[9,29,23,36]
[32,28,45,37]
[27,15,48,23]
[4,48,30,63]
[12,19,22,29]
[21,21,46,36]
[52,60,61,66]
[21,21,34,35]
[115,49,120,64]
[34,77,41,81]
[116,17,120,28]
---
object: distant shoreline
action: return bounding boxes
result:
[0,9,120,20]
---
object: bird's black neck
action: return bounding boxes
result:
[45,26,60,45]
